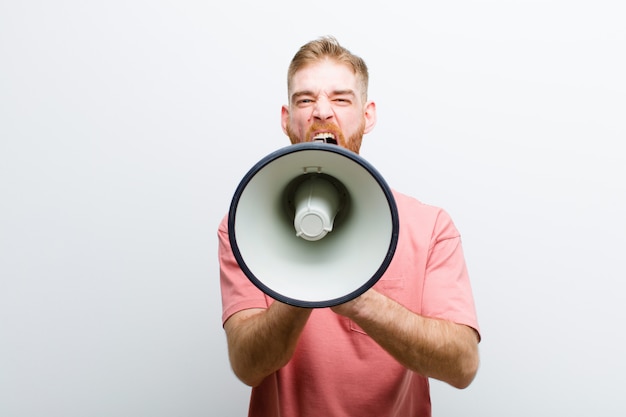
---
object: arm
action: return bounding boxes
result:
[223,302,312,387]
[331,290,479,389]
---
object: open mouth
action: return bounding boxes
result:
[312,132,338,145]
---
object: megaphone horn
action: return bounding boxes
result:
[228,142,399,308]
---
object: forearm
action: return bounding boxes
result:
[224,302,312,387]
[334,290,479,388]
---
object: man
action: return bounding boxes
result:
[218,36,481,416]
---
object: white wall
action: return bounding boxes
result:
[1,1,624,416]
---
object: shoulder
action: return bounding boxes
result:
[391,190,460,239]
[218,213,229,231]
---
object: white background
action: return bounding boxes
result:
[1,1,624,415]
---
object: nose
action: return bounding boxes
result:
[312,98,333,121]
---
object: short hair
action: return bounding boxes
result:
[287,36,369,102]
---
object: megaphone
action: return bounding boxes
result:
[228,142,399,308]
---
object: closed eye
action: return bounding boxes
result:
[331,90,355,105]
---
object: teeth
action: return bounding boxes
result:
[313,133,336,141]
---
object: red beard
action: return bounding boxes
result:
[286,121,364,154]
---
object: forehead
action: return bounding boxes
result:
[290,60,360,95]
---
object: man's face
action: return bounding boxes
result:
[281,60,376,154]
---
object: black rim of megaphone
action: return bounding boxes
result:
[228,142,399,308]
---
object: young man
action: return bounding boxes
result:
[218,36,481,417]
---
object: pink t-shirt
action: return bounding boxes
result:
[219,190,480,417]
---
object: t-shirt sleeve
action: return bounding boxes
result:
[421,209,481,340]
[218,215,269,325]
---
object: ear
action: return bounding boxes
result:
[281,105,290,135]
[363,101,377,134]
